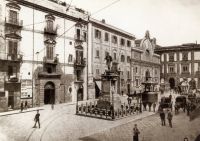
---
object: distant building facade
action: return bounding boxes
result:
[131,31,160,93]
[155,43,200,90]
[87,18,135,99]
[0,0,89,111]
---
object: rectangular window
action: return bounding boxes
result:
[96,50,100,58]
[95,29,101,39]
[47,46,53,60]
[169,66,174,73]
[127,71,130,78]
[83,32,87,41]
[68,54,73,62]
[114,52,117,60]
[47,20,53,31]
[96,69,100,75]
[121,55,125,62]
[136,67,138,73]
[105,32,109,41]
[182,52,188,61]
[112,35,118,44]
[120,38,125,46]
[135,79,139,87]
[169,53,174,62]
[127,40,131,47]
[9,10,18,24]
[8,40,18,60]
[8,66,13,76]
[182,65,188,73]
[127,56,130,63]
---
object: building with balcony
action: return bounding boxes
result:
[155,43,200,90]
[131,31,160,93]
[87,18,135,99]
[0,0,89,111]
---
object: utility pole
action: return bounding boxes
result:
[31,6,35,107]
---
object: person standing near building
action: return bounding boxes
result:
[167,110,173,128]
[20,102,24,112]
[33,110,40,128]
[25,101,28,110]
[160,109,165,126]
[153,103,156,112]
[133,124,140,141]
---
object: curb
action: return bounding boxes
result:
[0,108,44,117]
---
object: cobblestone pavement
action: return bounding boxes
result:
[80,112,200,141]
[0,103,154,141]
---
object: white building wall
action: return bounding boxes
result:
[194,52,200,60]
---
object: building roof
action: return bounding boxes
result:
[90,18,135,39]
[155,43,200,53]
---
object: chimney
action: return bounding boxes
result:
[102,19,105,23]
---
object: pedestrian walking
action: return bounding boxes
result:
[20,102,24,112]
[25,101,28,110]
[133,124,140,141]
[33,110,40,128]
[153,103,156,112]
[186,103,190,116]
[159,109,165,126]
[167,110,173,128]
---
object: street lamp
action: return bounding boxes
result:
[140,90,142,113]
[35,51,39,107]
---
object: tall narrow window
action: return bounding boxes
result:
[68,54,73,62]
[96,50,100,58]
[47,46,53,60]
[127,40,131,47]
[47,20,53,31]
[105,32,109,41]
[120,38,125,46]
[9,10,18,24]
[114,52,117,60]
[121,55,125,62]
[95,29,101,39]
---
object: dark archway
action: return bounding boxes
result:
[145,70,151,81]
[44,82,55,104]
[77,86,83,101]
[169,78,175,89]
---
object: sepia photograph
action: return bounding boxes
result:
[0,0,200,141]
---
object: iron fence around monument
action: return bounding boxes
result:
[76,101,141,120]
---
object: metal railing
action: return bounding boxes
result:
[5,18,23,27]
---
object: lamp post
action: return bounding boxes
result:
[140,90,142,113]
[35,51,39,107]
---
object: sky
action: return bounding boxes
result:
[66,0,200,46]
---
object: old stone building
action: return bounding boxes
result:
[0,0,89,111]
[87,18,135,99]
[155,43,200,90]
[131,31,160,93]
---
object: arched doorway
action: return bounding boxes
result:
[145,70,150,81]
[44,82,55,104]
[169,78,175,89]
[77,86,83,101]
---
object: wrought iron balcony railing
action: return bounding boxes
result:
[74,34,85,42]
[5,18,23,27]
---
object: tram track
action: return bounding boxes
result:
[25,104,75,141]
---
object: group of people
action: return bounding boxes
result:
[159,109,173,128]
[20,101,28,112]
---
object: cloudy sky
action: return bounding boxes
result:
[67,0,200,46]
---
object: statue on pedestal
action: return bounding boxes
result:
[105,53,112,71]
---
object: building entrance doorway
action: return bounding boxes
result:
[77,86,83,101]
[44,82,55,104]
[145,70,151,81]
[8,91,14,109]
[169,78,175,89]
